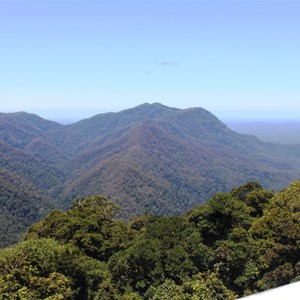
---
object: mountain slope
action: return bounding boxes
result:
[1,103,300,245]
[61,116,300,217]
[0,167,56,247]
[0,140,67,195]
[0,112,66,164]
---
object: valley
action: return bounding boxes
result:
[1,103,300,247]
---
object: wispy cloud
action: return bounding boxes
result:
[156,61,179,66]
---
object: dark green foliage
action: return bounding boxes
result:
[0,238,76,299]
[149,272,237,300]
[109,238,164,293]
[26,196,131,261]
[187,192,253,246]
[248,180,300,292]
[1,180,300,298]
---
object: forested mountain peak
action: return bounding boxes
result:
[123,102,179,116]
[0,111,63,131]
[65,102,178,140]
[1,103,300,247]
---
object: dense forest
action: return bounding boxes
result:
[1,179,300,299]
[1,103,300,247]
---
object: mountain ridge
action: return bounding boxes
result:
[1,103,300,246]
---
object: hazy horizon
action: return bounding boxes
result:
[1,1,299,122]
[2,102,300,126]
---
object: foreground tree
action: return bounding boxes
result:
[0,239,75,299]
[150,272,237,300]
[250,179,300,291]
[1,181,300,299]
[26,196,131,261]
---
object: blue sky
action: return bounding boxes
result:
[0,0,299,122]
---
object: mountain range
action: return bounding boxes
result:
[1,103,300,247]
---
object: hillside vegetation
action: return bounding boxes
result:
[1,180,300,299]
[1,103,300,247]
